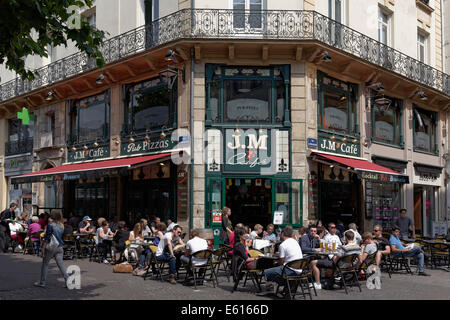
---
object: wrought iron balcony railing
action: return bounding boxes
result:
[5,137,33,156]
[1,9,449,102]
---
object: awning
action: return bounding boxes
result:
[413,162,443,175]
[11,152,173,184]
[311,152,409,183]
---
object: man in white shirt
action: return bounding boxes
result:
[264,226,303,290]
[344,223,362,245]
[323,222,342,251]
[156,225,185,284]
[180,229,208,278]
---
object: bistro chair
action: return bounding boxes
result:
[143,244,160,280]
[430,242,450,269]
[212,247,230,283]
[388,245,414,275]
[334,253,362,294]
[63,234,77,260]
[23,236,35,255]
[275,257,316,300]
[182,249,217,290]
[358,250,378,280]
[219,243,233,268]
[231,253,264,293]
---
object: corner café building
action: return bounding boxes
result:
[3,8,450,235]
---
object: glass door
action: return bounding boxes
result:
[272,179,302,227]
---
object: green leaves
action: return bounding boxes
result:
[0,0,105,82]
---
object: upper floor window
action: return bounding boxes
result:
[413,106,437,154]
[69,91,110,144]
[233,0,263,29]
[124,75,177,134]
[206,64,290,125]
[318,72,358,136]
[417,32,428,63]
[6,118,34,156]
[371,94,403,147]
[378,8,390,46]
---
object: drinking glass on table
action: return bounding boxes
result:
[320,240,324,252]
[332,241,336,251]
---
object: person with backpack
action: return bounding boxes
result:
[34,210,69,288]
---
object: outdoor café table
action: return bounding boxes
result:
[423,240,450,269]
[144,236,155,243]
[72,233,94,257]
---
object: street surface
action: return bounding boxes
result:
[1,253,449,300]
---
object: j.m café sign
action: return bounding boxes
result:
[318,137,360,157]
[68,145,110,162]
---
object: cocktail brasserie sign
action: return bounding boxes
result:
[68,146,110,162]
[318,137,360,157]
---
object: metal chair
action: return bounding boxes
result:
[358,250,378,280]
[182,249,217,290]
[430,242,450,269]
[334,253,362,294]
[143,244,160,280]
[275,257,316,300]
[388,245,414,275]
[212,247,230,282]
[63,235,77,260]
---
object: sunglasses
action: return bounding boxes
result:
[373,229,381,232]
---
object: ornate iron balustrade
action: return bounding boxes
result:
[1,9,449,102]
[5,137,33,156]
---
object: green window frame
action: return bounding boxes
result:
[122,75,177,136]
[317,71,359,138]
[69,90,110,145]
[413,105,438,155]
[205,64,291,127]
[370,93,404,148]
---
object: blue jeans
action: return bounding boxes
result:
[264,265,298,286]
[396,246,425,273]
[40,246,68,285]
[156,253,177,275]
[139,248,151,267]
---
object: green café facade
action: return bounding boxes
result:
[203,64,303,236]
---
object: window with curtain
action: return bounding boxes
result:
[413,106,437,154]
[70,91,110,144]
[372,96,402,146]
[124,75,177,134]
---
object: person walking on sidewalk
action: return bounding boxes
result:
[34,210,69,288]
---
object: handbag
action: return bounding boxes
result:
[113,262,133,273]
[46,234,59,251]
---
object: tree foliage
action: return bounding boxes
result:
[0,0,106,82]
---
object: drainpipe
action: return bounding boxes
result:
[189,48,194,231]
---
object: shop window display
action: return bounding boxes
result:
[366,181,401,231]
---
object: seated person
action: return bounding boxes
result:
[78,216,95,234]
[154,222,167,246]
[373,225,391,265]
[355,232,378,273]
[263,226,303,293]
[97,221,114,264]
[310,230,360,290]
[155,225,185,284]
[232,227,258,271]
[336,220,346,237]
[128,223,145,262]
[323,222,342,250]
[9,219,24,246]
[296,226,307,241]
[27,216,42,255]
[140,219,151,237]
[227,223,244,257]
[250,224,264,240]
[390,227,430,276]
[166,219,177,232]
[63,219,73,236]
[17,213,29,229]
[344,223,362,245]
[300,225,321,254]
[149,216,161,236]
[112,221,130,263]
[263,224,277,242]
[180,229,209,277]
